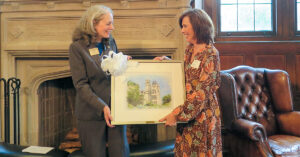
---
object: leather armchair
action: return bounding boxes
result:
[219,65,300,157]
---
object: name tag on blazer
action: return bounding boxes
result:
[89,48,99,56]
[191,60,201,69]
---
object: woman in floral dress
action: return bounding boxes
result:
[157,9,222,157]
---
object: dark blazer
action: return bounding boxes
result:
[69,38,118,121]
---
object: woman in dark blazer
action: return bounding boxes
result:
[69,5,129,157]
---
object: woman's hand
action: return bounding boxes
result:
[127,55,132,60]
[153,56,170,61]
[103,106,115,128]
[159,112,177,126]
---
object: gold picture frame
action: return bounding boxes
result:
[111,60,185,125]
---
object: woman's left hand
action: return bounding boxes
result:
[127,55,132,60]
[159,112,177,126]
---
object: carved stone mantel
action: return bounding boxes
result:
[0,0,190,145]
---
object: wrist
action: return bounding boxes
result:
[103,105,109,112]
[172,107,182,116]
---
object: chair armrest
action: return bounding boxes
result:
[231,119,274,157]
[277,111,300,136]
[231,119,268,142]
[219,72,237,130]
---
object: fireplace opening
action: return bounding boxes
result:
[37,75,175,152]
[37,77,76,147]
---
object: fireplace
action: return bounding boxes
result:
[38,77,76,147]
[0,0,190,146]
[37,76,168,153]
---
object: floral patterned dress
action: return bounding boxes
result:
[172,43,222,157]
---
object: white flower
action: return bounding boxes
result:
[101,50,128,76]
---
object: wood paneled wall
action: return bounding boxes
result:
[203,0,300,110]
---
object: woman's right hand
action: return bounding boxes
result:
[153,56,170,61]
[103,106,114,128]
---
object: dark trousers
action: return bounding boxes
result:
[77,120,129,157]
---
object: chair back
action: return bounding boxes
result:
[220,65,281,136]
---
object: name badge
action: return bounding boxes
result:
[89,48,99,56]
[191,60,201,69]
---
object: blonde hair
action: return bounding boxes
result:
[72,5,113,46]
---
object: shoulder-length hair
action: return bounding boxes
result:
[179,9,215,44]
[72,5,113,46]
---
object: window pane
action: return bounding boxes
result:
[221,0,237,4]
[255,0,271,3]
[221,5,237,31]
[238,4,254,31]
[238,0,254,4]
[255,4,272,31]
[298,3,300,31]
[195,0,202,9]
[219,0,273,33]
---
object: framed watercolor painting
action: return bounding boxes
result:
[111,60,185,125]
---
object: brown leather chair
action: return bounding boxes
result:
[219,65,300,157]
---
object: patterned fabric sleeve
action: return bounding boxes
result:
[173,47,221,122]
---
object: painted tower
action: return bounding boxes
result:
[141,80,161,105]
